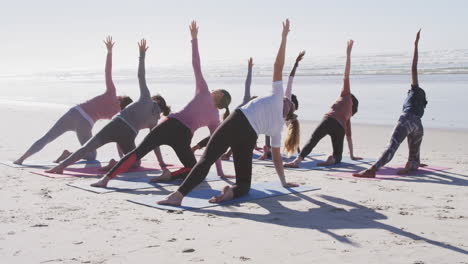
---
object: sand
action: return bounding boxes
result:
[1,104,467,264]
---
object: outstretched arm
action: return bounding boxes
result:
[341,40,353,96]
[137,39,151,99]
[104,36,116,96]
[285,50,305,99]
[412,29,421,86]
[273,19,290,82]
[190,20,209,94]
[242,57,253,105]
[271,147,299,187]
[345,120,362,160]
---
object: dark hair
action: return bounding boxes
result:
[351,94,359,116]
[152,95,171,116]
[117,95,133,110]
[215,89,231,120]
[291,94,299,110]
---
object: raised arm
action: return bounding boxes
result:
[285,50,305,99]
[103,36,116,96]
[241,57,253,105]
[341,40,353,96]
[190,20,209,94]
[273,19,290,82]
[412,30,421,86]
[137,39,151,99]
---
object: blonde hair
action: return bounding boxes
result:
[283,113,300,157]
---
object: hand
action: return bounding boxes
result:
[283,182,299,188]
[248,57,253,68]
[103,36,115,53]
[282,19,290,38]
[189,20,199,40]
[351,156,363,161]
[295,50,306,64]
[415,29,421,45]
[346,40,354,56]
[138,39,149,54]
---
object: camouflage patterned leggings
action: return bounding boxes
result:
[373,113,424,170]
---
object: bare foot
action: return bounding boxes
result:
[258,152,268,160]
[353,168,376,178]
[157,191,184,206]
[98,159,117,172]
[221,174,236,179]
[221,153,231,161]
[317,155,336,166]
[54,150,71,163]
[149,169,172,183]
[90,176,111,188]
[13,159,24,165]
[209,185,234,203]
[284,157,303,168]
[45,165,64,174]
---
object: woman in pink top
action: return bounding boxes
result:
[14,37,131,165]
[284,40,362,168]
[91,21,232,188]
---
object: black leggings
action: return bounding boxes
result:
[300,116,344,163]
[106,118,196,178]
[178,110,258,198]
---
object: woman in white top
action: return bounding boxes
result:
[158,19,299,206]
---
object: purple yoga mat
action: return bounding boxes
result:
[327,165,451,180]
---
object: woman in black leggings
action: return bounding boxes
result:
[284,40,362,168]
[158,19,299,206]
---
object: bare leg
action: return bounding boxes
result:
[98,159,118,172]
[54,150,72,163]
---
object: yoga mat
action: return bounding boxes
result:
[67,170,221,194]
[328,165,451,180]
[128,182,320,211]
[29,162,182,179]
[268,157,376,171]
[0,159,102,169]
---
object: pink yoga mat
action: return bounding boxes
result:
[29,162,182,179]
[327,165,451,180]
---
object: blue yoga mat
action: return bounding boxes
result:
[128,182,320,211]
[67,170,221,194]
[248,152,324,165]
[266,157,375,171]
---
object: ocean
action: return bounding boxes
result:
[1,49,467,130]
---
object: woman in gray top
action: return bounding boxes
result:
[46,39,170,174]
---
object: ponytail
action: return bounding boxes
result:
[223,107,230,120]
[152,94,171,116]
[161,105,171,116]
[283,114,300,157]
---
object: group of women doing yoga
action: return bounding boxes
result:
[14,19,427,205]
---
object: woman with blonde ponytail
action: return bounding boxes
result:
[260,51,305,160]
[158,19,299,206]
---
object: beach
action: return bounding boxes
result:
[1,102,467,263]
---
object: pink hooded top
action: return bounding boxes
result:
[324,78,353,137]
[79,53,120,123]
[169,38,224,175]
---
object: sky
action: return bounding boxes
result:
[0,0,467,75]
